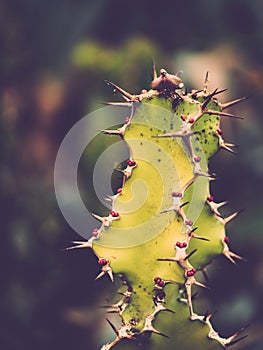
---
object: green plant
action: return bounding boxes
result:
[68,66,247,349]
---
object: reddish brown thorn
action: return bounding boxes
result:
[192,235,210,242]
[180,201,189,208]
[157,258,175,262]
[184,249,198,261]
[98,101,133,107]
[189,226,198,233]
[213,88,228,96]
[201,88,219,110]
[203,71,209,93]
[206,110,244,119]
[105,80,135,101]
[220,96,247,110]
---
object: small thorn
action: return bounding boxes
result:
[220,96,247,110]
[142,315,170,338]
[206,110,244,119]
[203,71,209,93]
[226,335,248,347]
[166,308,176,314]
[95,263,114,282]
[194,169,213,178]
[229,251,245,261]
[106,318,119,336]
[95,271,107,280]
[165,280,178,287]
[92,213,105,223]
[160,207,174,214]
[105,80,134,101]
[225,327,248,347]
[207,199,228,217]
[184,249,197,261]
[217,201,228,208]
[194,280,209,289]
[107,269,114,282]
[180,201,189,208]
[63,240,93,250]
[192,234,210,242]
[156,331,170,339]
[98,304,117,309]
[203,310,212,322]
[161,307,175,314]
[220,140,238,154]
[98,101,133,108]
[202,268,209,282]
[222,145,237,155]
[224,253,236,264]
[222,240,245,264]
[157,258,176,262]
[152,59,157,80]
[152,132,195,139]
[99,128,123,136]
[224,211,239,225]
[201,88,218,110]
[213,88,228,95]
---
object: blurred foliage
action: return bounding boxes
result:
[1,0,263,349]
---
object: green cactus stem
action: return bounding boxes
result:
[67,66,247,350]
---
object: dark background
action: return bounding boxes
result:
[1,0,263,349]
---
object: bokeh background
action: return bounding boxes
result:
[1,0,263,349]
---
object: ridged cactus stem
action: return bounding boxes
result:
[66,66,247,350]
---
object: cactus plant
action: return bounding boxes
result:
[66,65,247,349]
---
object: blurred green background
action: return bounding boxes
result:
[1,0,263,349]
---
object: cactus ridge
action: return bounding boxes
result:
[67,67,247,350]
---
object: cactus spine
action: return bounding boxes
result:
[67,66,247,349]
